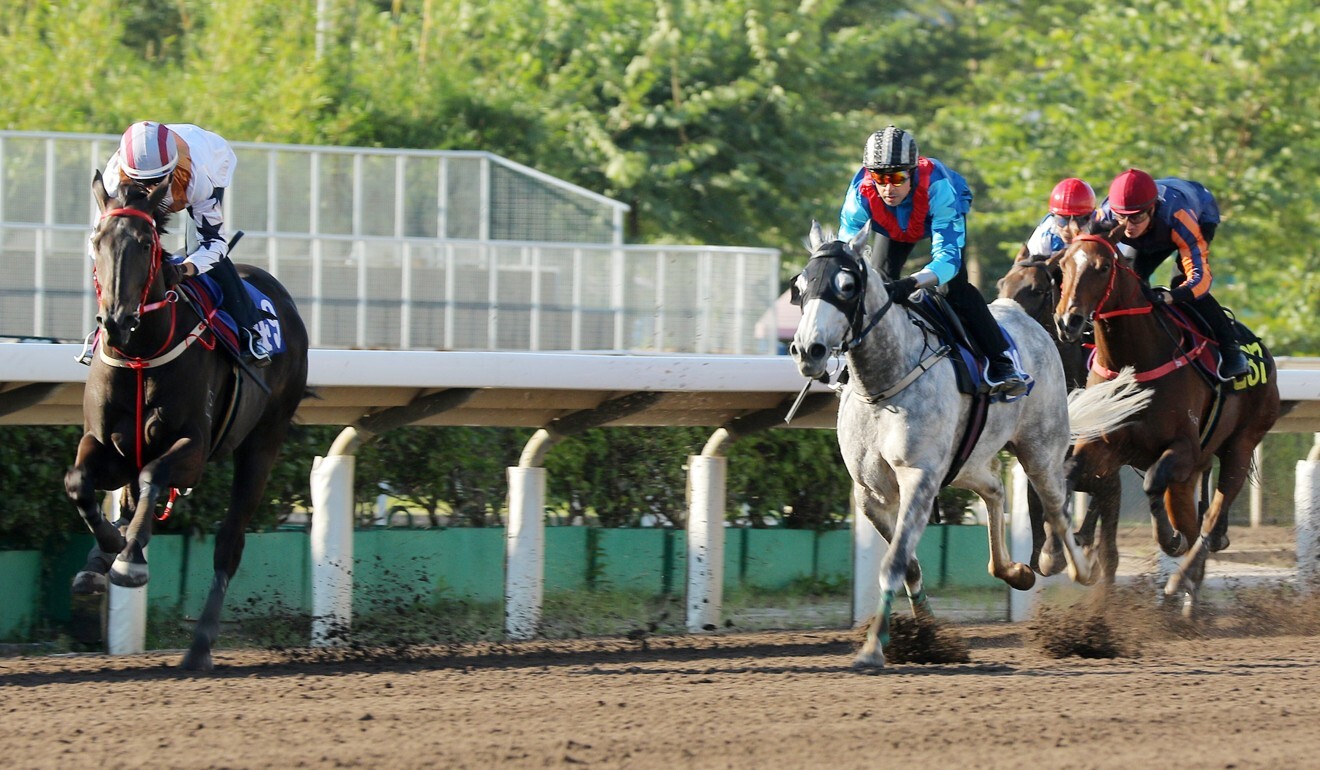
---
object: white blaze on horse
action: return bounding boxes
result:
[789,222,1149,668]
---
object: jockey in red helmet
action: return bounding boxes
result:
[839,125,1027,397]
[88,122,271,367]
[1018,177,1097,260]
[1098,168,1247,380]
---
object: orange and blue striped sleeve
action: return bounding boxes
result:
[1169,208,1213,301]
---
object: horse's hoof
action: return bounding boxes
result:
[109,558,149,588]
[72,570,108,595]
[1206,532,1230,553]
[852,650,886,669]
[1159,533,1188,558]
[181,645,214,673]
[1002,563,1036,591]
[1038,543,1067,577]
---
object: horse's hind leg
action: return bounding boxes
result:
[963,459,1038,591]
[183,434,287,672]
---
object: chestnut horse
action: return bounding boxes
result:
[1054,227,1280,613]
[998,253,1124,582]
[65,173,309,670]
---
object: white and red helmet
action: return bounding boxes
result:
[119,121,179,181]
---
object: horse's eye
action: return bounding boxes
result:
[790,275,805,306]
[833,271,857,298]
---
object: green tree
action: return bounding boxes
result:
[937,0,1320,353]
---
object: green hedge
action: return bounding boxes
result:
[1,525,998,642]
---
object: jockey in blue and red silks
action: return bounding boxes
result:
[839,125,1028,397]
[1098,168,1248,380]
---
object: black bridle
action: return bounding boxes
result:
[791,242,896,353]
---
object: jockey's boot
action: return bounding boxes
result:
[1218,341,1249,380]
[242,328,272,368]
[986,355,1029,398]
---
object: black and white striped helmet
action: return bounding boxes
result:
[863,125,918,172]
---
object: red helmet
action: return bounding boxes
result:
[1108,168,1159,215]
[1048,178,1096,217]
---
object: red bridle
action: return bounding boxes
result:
[1071,234,1153,320]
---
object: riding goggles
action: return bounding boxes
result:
[867,169,910,186]
[1053,213,1092,228]
[1114,208,1152,225]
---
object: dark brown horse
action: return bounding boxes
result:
[998,252,1124,582]
[65,173,309,670]
[1054,227,1280,612]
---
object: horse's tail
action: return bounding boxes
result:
[1067,367,1153,442]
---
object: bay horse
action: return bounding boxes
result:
[65,172,309,670]
[1054,226,1281,614]
[998,253,1125,583]
[789,222,1149,667]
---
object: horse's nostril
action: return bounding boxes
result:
[808,343,827,360]
[788,342,800,357]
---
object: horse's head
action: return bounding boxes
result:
[998,251,1064,328]
[1054,224,1134,343]
[787,221,873,378]
[90,171,170,348]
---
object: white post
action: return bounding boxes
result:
[851,489,884,625]
[1297,456,1320,591]
[1250,444,1264,527]
[105,488,147,655]
[1008,462,1038,622]
[506,466,546,641]
[686,455,726,632]
[310,455,355,646]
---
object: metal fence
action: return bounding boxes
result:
[0,131,781,354]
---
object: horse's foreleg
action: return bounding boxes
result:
[184,437,284,672]
[65,434,136,593]
[1089,473,1122,584]
[1145,448,1197,557]
[111,436,207,589]
[858,484,929,617]
[854,468,935,669]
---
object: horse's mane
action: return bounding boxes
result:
[116,185,172,235]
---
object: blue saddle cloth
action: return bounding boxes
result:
[176,272,287,358]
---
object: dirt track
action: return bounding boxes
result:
[3,616,1319,770]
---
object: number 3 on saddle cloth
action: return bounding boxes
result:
[177,273,286,363]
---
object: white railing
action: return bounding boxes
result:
[0,131,781,354]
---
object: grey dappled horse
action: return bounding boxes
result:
[789,222,1150,668]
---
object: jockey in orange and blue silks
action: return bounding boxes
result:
[1098,168,1246,380]
[837,125,1027,398]
[1098,171,1221,304]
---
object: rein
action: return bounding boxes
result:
[94,206,215,517]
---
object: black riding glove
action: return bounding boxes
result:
[1141,285,1173,305]
[161,260,187,288]
[888,276,919,302]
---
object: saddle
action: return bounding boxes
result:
[1154,303,1270,393]
[903,290,1030,487]
[905,290,1031,402]
[176,274,285,365]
